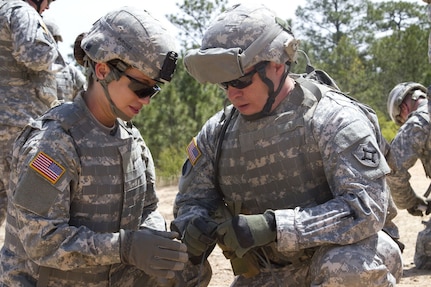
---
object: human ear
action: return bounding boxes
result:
[94,63,111,80]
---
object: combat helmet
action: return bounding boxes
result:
[184,3,299,85]
[387,82,427,125]
[81,6,178,83]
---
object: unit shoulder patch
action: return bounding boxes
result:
[353,142,380,168]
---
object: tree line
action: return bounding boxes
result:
[129,0,430,182]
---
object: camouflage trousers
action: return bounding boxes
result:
[414,219,431,269]
[178,231,402,287]
[0,125,22,227]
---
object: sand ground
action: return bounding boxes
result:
[0,161,430,286]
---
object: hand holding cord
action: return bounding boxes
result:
[216,210,276,258]
[181,216,218,265]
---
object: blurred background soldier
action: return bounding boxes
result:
[386,82,431,269]
[43,16,86,101]
[172,3,403,286]
[0,6,187,286]
[0,0,63,228]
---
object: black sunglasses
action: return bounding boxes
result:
[219,68,258,90]
[124,74,161,99]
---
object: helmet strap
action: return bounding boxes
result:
[88,61,130,121]
[242,63,290,121]
[98,79,130,121]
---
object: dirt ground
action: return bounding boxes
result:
[156,160,431,287]
[0,161,430,286]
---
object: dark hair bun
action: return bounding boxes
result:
[73,33,87,66]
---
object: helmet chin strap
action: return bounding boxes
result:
[98,78,131,121]
[242,63,290,121]
[87,61,131,121]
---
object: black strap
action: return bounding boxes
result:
[213,107,236,204]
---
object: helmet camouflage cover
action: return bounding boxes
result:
[387,82,427,125]
[81,6,178,82]
[184,3,299,84]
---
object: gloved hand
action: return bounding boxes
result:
[119,228,188,279]
[182,216,218,264]
[407,197,430,217]
[217,210,276,258]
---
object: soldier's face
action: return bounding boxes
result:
[226,62,287,116]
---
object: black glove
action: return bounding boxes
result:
[217,210,276,258]
[182,216,218,265]
[120,228,188,279]
[407,197,430,217]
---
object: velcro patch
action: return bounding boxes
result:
[29,152,65,184]
[187,137,202,166]
[353,142,379,168]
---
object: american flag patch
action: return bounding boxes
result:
[187,137,201,166]
[29,152,65,184]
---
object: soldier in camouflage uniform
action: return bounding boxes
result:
[386,82,431,270]
[0,6,188,287]
[171,4,403,287]
[43,16,86,101]
[0,0,62,228]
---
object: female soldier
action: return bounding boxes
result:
[0,6,187,287]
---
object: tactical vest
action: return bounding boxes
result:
[4,100,148,286]
[216,75,386,216]
[214,76,388,271]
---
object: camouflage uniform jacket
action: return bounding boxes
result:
[0,0,61,128]
[56,63,86,101]
[386,99,431,209]
[0,93,165,286]
[173,80,391,260]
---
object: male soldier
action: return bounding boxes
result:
[43,16,86,101]
[0,0,62,227]
[386,82,431,269]
[172,3,403,286]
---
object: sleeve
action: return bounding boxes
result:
[70,64,87,99]
[10,6,59,71]
[386,115,429,209]
[11,124,121,269]
[276,94,390,252]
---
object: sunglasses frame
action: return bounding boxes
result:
[219,61,269,90]
[124,74,161,99]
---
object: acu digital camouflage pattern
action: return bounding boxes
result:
[81,6,176,82]
[173,83,403,286]
[55,63,86,101]
[0,0,62,227]
[43,16,86,101]
[0,94,165,286]
[184,4,299,84]
[386,99,431,270]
